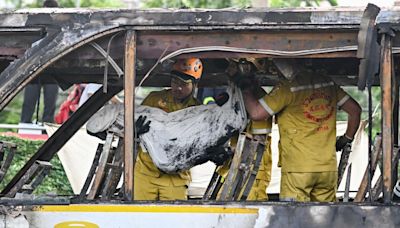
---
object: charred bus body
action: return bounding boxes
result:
[0,5,400,227]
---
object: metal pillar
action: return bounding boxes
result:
[393,71,399,189]
[394,85,399,146]
[380,33,394,203]
[124,30,136,201]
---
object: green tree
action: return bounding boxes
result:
[0,94,23,127]
[270,0,337,7]
[0,136,73,195]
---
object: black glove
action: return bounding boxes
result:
[215,92,229,107]
[253,83,266,99]
[135,115,151,136]
[336,135,353,151]
[231,75,255,90]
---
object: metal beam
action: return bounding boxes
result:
[124,30,136,201]
[136,31,358,59]
[380,33,394,203]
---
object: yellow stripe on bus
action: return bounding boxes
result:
[34,205,258,214]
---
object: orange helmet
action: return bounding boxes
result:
[172,58,203,82]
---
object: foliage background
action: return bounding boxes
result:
[0,136,73,195]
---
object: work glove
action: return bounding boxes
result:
[135,115,151,136]
[335,134,353,152]
[231,75,256,90]
[215,92,229,107]
[252,79,266,99]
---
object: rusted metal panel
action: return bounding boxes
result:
[0,47,28,59]
[124,30,136,201]
[0,27,44,59]
[136,31,359,59]
[357,4,380,90]
[380,33,394,203]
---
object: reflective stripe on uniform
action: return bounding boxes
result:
[337,95,350,107]
[258,98,275,116]
[251,128,272,135]
[203,96,215,105]
[289,82,334,92]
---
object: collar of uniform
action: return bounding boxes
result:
[166,89,195,105]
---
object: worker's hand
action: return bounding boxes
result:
[226,60,254,89]
[335,134,353,151]
[215,92,229,107]
[231,75,256,90]
[135,115,151,136]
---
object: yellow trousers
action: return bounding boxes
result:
[280,171,337,202]
[134,171,187,201]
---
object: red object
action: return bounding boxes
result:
[0,132,48,141]
[54,84,85,124]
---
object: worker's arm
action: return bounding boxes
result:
[242,89,271,121]
[340,97,362,139]
[335,96,362,151]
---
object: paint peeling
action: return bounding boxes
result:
[0,14,27,26]
[310,11,362,24]
[240,17,263,25]
[253,207,274,228]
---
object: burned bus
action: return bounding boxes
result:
[0,4,399,227]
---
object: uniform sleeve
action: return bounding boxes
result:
[336,86,350,108]
[141,92,156,106]
[258,82,292,115]
[249,119,272,135]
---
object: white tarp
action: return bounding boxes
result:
[45,123,102,194]
[87,84,248,173]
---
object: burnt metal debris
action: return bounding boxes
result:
[1,7,400,107]
[0,5,399,219]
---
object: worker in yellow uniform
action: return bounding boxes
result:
[247,119,273,200]
[134,58,203,200]
[238,59,361,202]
